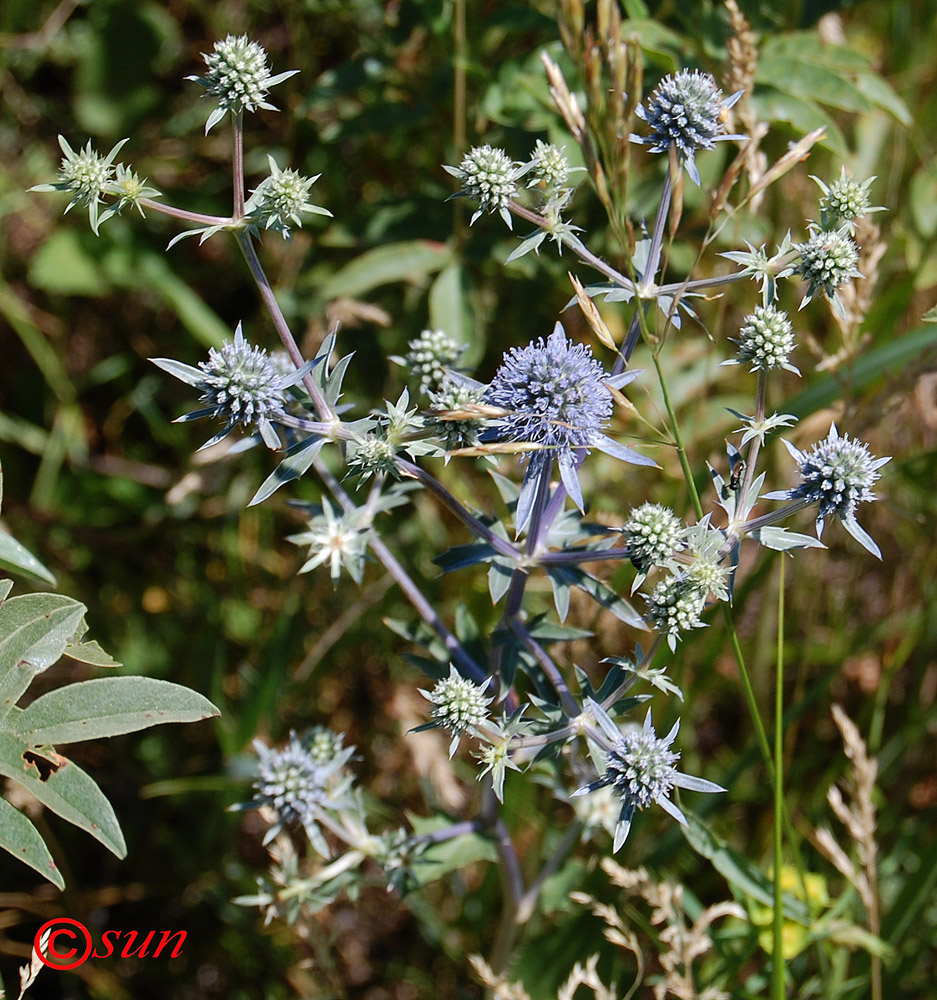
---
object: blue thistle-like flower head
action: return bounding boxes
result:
[418,665,493,757]
[251,730,356,850]
[645,575,707,651]
[725,305,799,374]
[187,35,299,134]
[634,69,742,184]
[150,324,317,450]
[484,322,655,529]
[573,701,724,851]
[764,424,890,558]
[623,502,685,573]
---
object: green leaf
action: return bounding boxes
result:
[756,55,875,115]
[249,437,326,506]
[429,263,475,358]
[63,640,121,668]
[682,811,809,923]
[320,241,452,299]
[0,531,57,585]
[0,732,125,858]
[750,88,847,157]
[135,254,230,349]
[28,229,109,296]
[0,795,64,888]
[910,161,937,238]
[0,595,87,722]
[14,677,220,745]
[551,566,647,629]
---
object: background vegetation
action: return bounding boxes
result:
[1,0,936,996]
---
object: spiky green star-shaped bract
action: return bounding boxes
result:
[573,699,724,851]
[483,322,656,534]
[150,323,317,450]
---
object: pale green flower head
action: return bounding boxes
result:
[244,155,332,239]
[187,34,299,133]
[30,135,128,234]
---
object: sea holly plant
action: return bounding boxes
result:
[0,468,219,888]
[28,13,896,993]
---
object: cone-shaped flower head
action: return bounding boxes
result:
[419,665,493,757]
[252,731,356,848]
[150,323,316,450]
[726,305,798,374]
[29,136,129,234]
[645,576,707,651]
[764,424,889,558]
[443,144,530,228]
[814,168,883,233]
[634,70,742,184]
[187,35,299,133]
[795,229,861,313]
[403,329,465,393]
[484,322,655,531]
[244,156,332,239]
[623,503,685,572]
[528,139,571,191]
[573,701,724,851]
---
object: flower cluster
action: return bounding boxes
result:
[245,156,332,238]
[484,322,653,528]
[187,34,298,133]
[418,665,493,757]
[795,228,861,314]
[151,323,314,450]
[398,328,465,393]
[574,702,724,851]
[251,730,356,849]
[443,144,530,228]
[290,499,372,583]
[29,136,129,234]
[814,168,882,232]
[727,305,798,374]
[765,424,890,558]
[527,139,571,191]
[622,503,685,574]
[645,576,708,650]
[633,69,742,184]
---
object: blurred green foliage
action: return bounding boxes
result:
[1,0,937,997]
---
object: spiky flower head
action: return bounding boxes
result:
[814,168,882,233]
[289,498,371,583]
[428,377,486,453]
[727,305,799,374]
[29,136,129,234]
[107,163,161,218]
[764,424,890,558]
[401,329,465,393]
[484,322,654,526]
[795,228,861,314]
[301,726,347,767]
[150,324,315,450]
[645,576,707,650]
[623,503,685,573]
[443,144,530,228]
[187,35,299,133]
[252,730,356,848]
[244,155,332,239]
[573,701,724,851]
[418,665,493,757]
[528,139,571,191]
[634,69,742,184]
[347,432,399,481]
